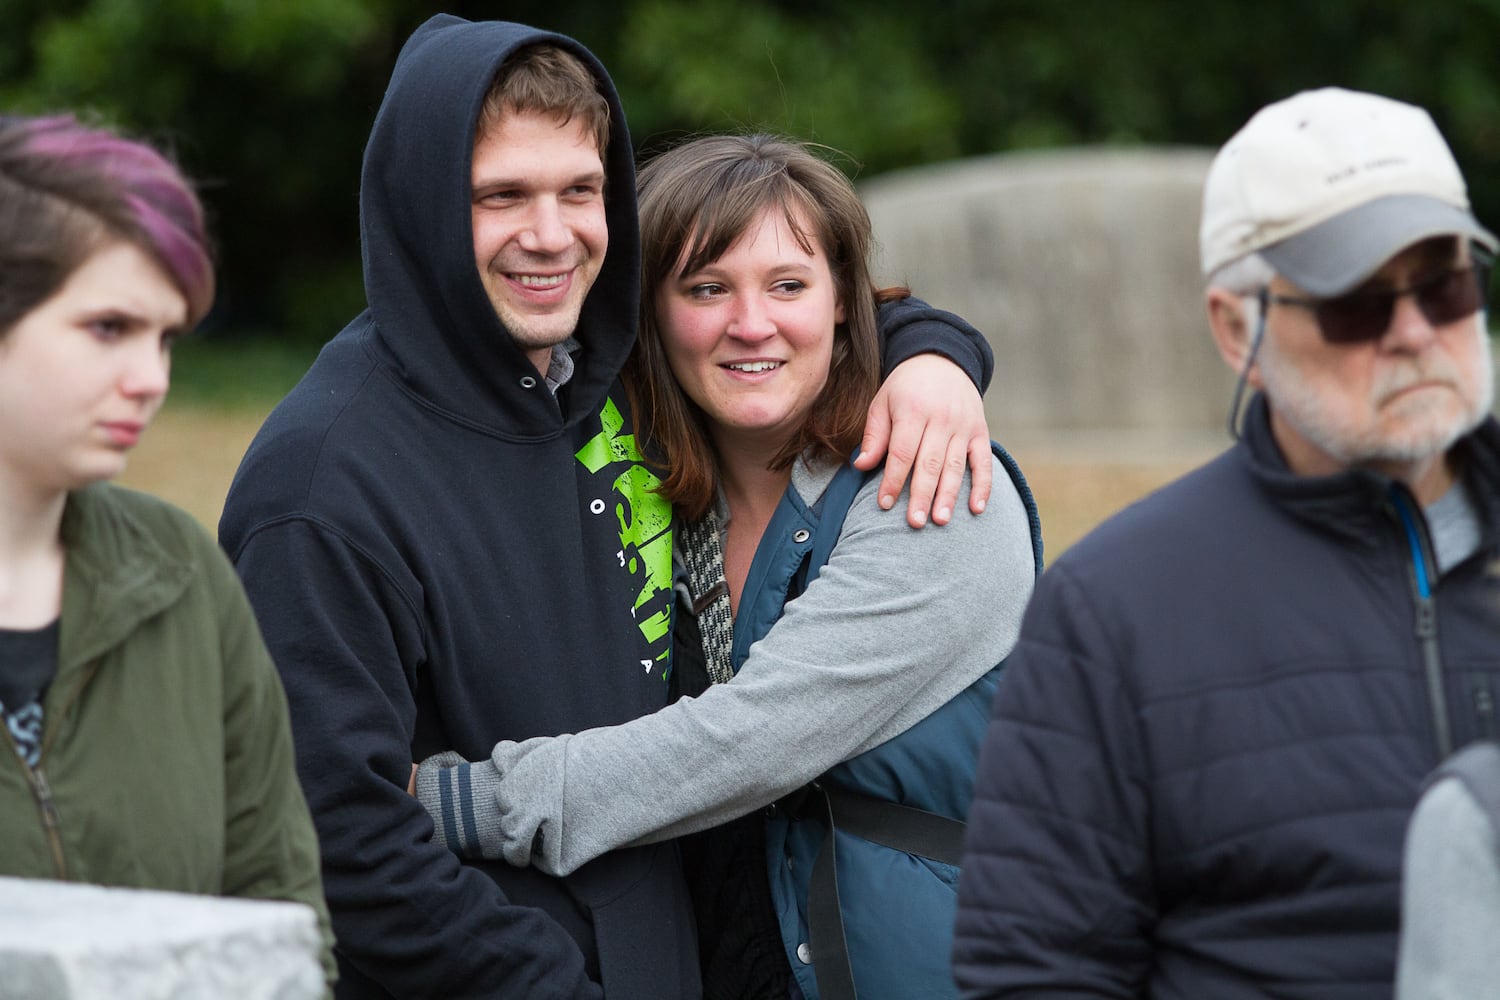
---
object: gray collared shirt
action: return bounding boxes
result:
[543,337,581,395]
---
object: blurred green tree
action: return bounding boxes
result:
[615,0,960,173]
[1,0,409,335]
[2,0,1497,339]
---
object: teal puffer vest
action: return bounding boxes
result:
[731,445,1042,1000]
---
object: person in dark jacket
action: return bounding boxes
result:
[954,87,1500,1000]
[0,113,334,991]
[218,16,996,1000]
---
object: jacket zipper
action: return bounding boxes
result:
[1476,678,1497,741]
[27,765,68,877]
[1391,489,1453,759]
[10,656,105,880]
[4,726,69,878]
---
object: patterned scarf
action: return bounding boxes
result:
[676,509,736,686]
[2,698,43,769]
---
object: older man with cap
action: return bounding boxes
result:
[952,88,1500,999]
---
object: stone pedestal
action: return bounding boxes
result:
[0,876,323,1000]
[862,148,1233,447]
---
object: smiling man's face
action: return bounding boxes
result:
[470,109,608,372]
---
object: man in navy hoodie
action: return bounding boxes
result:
[220,15,994,999]
[955,88,1500,999]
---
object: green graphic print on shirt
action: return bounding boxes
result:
[576,395,673,680]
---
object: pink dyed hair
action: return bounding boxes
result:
[0,114,214,331]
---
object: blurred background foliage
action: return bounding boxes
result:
[4,0,1500,348]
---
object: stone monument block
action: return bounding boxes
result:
[862,148,1235,447]
[0,876,323,1000]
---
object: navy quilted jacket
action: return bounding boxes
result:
[954,394,1500,1000]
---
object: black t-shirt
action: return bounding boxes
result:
[0,619,59,710]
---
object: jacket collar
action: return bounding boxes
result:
[58,486,194,672]
[1239,392,1500,550]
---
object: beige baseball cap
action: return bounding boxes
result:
[1200,87,1496,295]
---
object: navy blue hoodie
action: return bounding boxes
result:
[221,14,990,999]
[220,16,689,999]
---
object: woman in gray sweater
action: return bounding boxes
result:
[417,134,1038,999]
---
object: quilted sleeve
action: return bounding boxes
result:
[954,562,1155,999]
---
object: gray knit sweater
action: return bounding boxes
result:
[1396,772,1500,999]
[416,453,1035,875]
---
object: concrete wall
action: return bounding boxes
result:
[861,147,1235,451]
[0,877,323,1000]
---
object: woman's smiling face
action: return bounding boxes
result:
[655,203,844,453]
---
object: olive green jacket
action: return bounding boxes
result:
[0,483,334,987]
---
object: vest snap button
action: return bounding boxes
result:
[796,942,813,964]
[793,528,811,543]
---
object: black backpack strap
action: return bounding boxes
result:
[822,785,966,864]
[806,787,858,1000]
[793,443,1042,999]
[802,784,968,1000]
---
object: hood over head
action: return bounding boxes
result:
[359,15,639,434]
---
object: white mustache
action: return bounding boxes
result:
[1373,317,1486,403]
[1374,362,1456,401]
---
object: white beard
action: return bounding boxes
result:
[1257,314,1494,468]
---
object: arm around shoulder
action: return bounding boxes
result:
[866,298,997,524]
[876,294,994,391]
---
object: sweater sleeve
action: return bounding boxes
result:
[877,294,994,392]
[231,518,601,1000]
[417,454,1034,873]
[952,562,1155,998]
[1395,777,1500,1000]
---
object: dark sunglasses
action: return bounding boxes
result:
[1265,256,1492,345]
